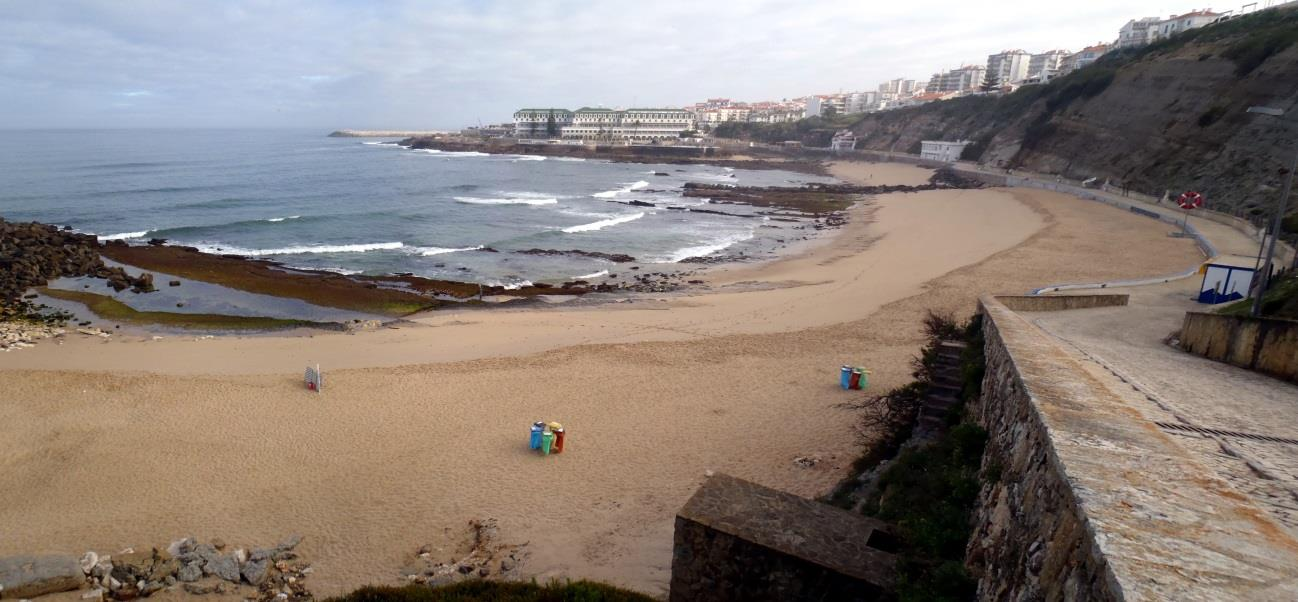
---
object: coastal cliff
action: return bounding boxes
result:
[726,7,1298,221]
[853,7,1298,218]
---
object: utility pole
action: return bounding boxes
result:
[1247,105,1297,317]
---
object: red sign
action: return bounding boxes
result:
[1178,191,1204,209]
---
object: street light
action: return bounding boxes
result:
[1246,105,1297,318]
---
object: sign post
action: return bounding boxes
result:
[1177,190,1203,235]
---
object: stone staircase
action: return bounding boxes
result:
[915,340,967,439]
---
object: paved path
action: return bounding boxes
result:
[1029,280,1298,537]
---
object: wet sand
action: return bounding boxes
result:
[0,161,1200,597]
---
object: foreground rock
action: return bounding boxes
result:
[0,555,84,599]
[0,535,310,602]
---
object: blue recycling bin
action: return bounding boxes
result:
[530,422,544,449]
[840,365,852,390]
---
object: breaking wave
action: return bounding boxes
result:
[656,230,755,263]
[561,212,646,233]
[592,180,649,198]
[265,215,301,222]
[573,270,609,279]
[416,245,484,256]
[98,230,149,240]
[414,149,489,157]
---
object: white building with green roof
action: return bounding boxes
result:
[513,106,694,142]
[512,108,573,138]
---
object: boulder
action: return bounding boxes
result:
[205,555,240,583]
[241,559,271,586]
[0,555,84,599]
[175,564,201,583]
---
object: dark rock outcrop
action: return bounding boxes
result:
[0,219,156,306]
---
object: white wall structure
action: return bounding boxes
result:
[830,130,857,151]
[920,140,970,162]
[520,107,694,142]
[987,50,1033,84]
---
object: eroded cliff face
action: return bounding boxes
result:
[850,8,1298,219]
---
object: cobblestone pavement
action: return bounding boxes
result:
[1027,282,1298,537]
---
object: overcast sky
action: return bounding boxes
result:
[0,0,1195,130]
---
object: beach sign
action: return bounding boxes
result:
[305,364,323,393]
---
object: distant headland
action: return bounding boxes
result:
[327,129,447,137]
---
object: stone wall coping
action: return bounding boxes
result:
[677,473,896,587]
[979,295,1298,600]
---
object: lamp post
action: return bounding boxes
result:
[1247,105,1297,318]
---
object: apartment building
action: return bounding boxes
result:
[1028,50,1071,80]
[986,50,1033,84]
[926,65,987,93]
[1116,17,1162,48]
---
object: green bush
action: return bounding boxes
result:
[1222,27,1298,76]
[328,581,655,602]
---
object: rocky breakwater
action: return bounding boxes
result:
[1,219,156,350]
[0,536,311,602]
[0,220,155,303]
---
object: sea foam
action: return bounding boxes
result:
[454,196,558,206]
[191,241,404,256]
[562,212,646,233]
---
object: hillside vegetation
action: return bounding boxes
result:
[723,7,1298,223]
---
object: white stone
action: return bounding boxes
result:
[79,552,98,575]
[233,549,247,564]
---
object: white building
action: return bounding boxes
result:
[830,130,857,152]
[920,140,970,162]
[846,91,879,114]
[805,96,823,118]
[1117,17,1162,48]
[513,108,573,138]
[1061,44,1110,74]
[878,78,919,98]
[1028,50,1070,80]
[986,50,1033,85]
[1157,9,1221,39]
[518,107,694,142]
[927,65,987,93]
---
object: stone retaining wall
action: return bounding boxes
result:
[993,294,1128,312]
[669,473,896,602]
[969,296,1298,601]
[1180,311,1298,384]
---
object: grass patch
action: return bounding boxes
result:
[40,287,335,331]
[327,581,655,602]
[1216,271,1298,319]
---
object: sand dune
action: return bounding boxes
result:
[0,163,1200,597]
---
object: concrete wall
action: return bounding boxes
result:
[1180,312,1298,384]
[969,296,1298,601]
[670,473,895,601]
[994,294,1128,312]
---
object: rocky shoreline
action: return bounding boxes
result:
[399,135,830,176]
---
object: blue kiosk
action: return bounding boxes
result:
[1197,263,1256,304]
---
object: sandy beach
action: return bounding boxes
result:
[0,161,1201,597]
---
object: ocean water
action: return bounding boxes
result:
[0,130,834,286]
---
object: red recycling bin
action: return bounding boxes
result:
[553,428,565,453]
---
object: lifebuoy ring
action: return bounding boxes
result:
[1178,191,1203,209]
